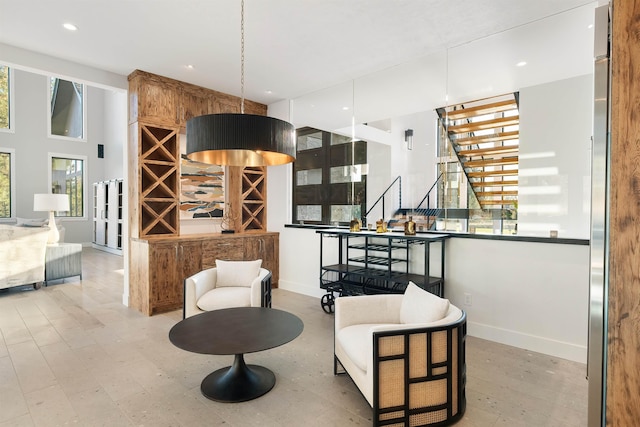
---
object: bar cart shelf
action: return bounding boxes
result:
[316,229,450,313]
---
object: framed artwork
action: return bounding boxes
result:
[180,155,224,219]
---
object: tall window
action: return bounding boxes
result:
[49,77,85,140]
[293,127,367,225]
[0,149,14,219]
[0,65,12,131]
[50,154,86,218]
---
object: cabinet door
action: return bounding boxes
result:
[148,242,181,313]
[212,96,240,113]
[135,78,180,126]
[93,182,107,245]
[180,88,211,127]
[179,241,202,283]
[106,181,120,249]
[202,237,244,269]
[244,234,279,285]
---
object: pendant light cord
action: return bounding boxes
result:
[240,0,245,114]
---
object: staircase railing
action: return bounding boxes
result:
[436,114,481,205]
[364,176,401,223]
[415,172,443,211]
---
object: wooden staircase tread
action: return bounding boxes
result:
[475,190,519,197]
[468,170,518,178]
[452,130,519,146]
[440,92,521,211]
[472,180,518,187]
[458,145,519,156]
[445,100,518,120]
[464,157,519,168]
[479,200,518,206]
[448,116,519,134]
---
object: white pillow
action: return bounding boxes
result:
[216,259,262,288]
[16,217,48,227]
[400,282,450,324]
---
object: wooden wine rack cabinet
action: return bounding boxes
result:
[241,166,267,232]
[138,124,179,237]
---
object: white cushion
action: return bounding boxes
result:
[400,282,450,324]
[16,217,48,227]
[215,259,262,288]
[197,287,251,311]
[337,324,389,372]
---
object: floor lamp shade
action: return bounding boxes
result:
[186,114,296,167]
[33,193,70,244]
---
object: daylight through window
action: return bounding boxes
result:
[0,150,13,218]
[0,66,10,130]
[50,77,85,139]
[51,156,85,217]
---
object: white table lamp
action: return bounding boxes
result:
[34,193,70,244]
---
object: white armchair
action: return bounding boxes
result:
[183,259,272,318]
[334,282,466,426]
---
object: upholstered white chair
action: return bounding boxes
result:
[334,282,466,426]
[183,259,272,318]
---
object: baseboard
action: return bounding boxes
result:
[278,279,326,299]
[468,321,587,364]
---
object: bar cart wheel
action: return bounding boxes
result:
[320,293,335,313]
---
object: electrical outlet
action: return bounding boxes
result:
[464,293,472,306]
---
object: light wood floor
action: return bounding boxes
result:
[0,248,587,426]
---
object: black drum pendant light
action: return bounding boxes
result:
[186,0,296,167]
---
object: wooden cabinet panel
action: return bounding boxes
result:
[213,97,241,114]
[129,72,180,126]
[180,87,211,127]
[179,240,203,280]
[148,242,181,313]
[130,238,203,315]
[129,233,278,315]
[243,233,279,286]
[201,237,245,268]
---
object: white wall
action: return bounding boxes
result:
[446,237,589,363]
[518,75,593,239]
[102,90,127,179]
[276,227,589,363]
[390,110,439,212]
[0,68,126,244]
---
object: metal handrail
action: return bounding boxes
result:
[415,172,444,211]
[363,176,401,221]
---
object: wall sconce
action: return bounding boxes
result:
[405,129,414,150]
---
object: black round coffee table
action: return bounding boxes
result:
[169,307,304,402]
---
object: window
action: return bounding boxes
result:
[0,65,12,131]
[0,149,15,219]
[49,77,86,140]
[292,127,367,225]
[49,154,86,218]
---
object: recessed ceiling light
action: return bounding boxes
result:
[588,24,594,29]
[265,90,273,94]
[516,61,527,67]
[185,64,194,69]
[63,23,78,31]
[342,106,349,111]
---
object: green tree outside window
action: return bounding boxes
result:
[0,152,10,217]
[0,66,9,129]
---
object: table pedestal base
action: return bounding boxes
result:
[201,353,275,402]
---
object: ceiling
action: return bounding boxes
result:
[1,0,595,105]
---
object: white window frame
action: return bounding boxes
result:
[0,65,15,134]
[48,152,88,220]
[0,147,16,221]
[47,76,87,142]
